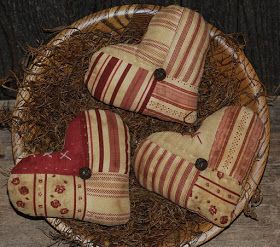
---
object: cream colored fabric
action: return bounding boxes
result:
[134,106,264,227]
[8,109,131,226]
[85,5,210,124]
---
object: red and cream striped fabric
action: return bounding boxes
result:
[134,106,264,227]
[8,109,131,226]
[85,5,210,124]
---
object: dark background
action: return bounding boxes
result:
[0,0,279,98]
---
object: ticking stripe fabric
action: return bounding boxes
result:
[85,6,210,124]
[134,106,264,227]
[8,109,130,226]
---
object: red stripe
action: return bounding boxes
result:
[101,60,122,100]
[94,57,119,99]
[152,150,168,192]
[142,145,161,188]
[166,10,195,73]
[85,52,104,86]
[174,15,202,77]
[152,84,197,108]
[183,22,209,81]
[208,107,241,170]
[139,78,157,113]
[135,141,153,178]
[95,110,104,172]
[105,111,120,173]
[86,111,94,170]
[90,54,110,93]
[80,112,89,169]
[167,158,184,199]
[199,175,241,197]
[73,176,76,219]
[190,48,207,86]
[109,64,132,105]
[194,184,237,206]
[82,179,87,221]
[33,174,37,216]
[158,154,177,196]
[124,125,129,174]
[174,162,193,204]
[44,174,47,216]
[230,115,264,181]
[185,169,200,203]
[120,68,149,110]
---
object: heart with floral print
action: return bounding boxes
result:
[134,106,264,227]
[85,5,210,124]
[8,109,131,226]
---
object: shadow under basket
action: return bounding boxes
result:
[11,4,270,247]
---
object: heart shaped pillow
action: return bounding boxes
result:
[134,106,264,227]
[85,5,210,124]
[8,109,131,226]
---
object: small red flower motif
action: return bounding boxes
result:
[209,205,217,215]
[19,186,29,195]
[39,205,43,208]
[55,185,66,194]
[77,184,82,189]
[205,182,210,187]
[217,171,224,179]
[220,216,229,225]
[11,177,20,185]
[228,194,233,199]
[51,199,61,208]
[60,208,69,214]
[38,192,42,197]
[16,201,25,208]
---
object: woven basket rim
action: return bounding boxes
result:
[11,4,270,247]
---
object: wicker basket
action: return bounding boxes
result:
[11,4,270,246]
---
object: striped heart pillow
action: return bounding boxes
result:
[85,5,210,124]
[134,106,264,227]
[8,109,131,226]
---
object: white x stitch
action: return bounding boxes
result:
[60,150,71,160]
[43,152,53,158]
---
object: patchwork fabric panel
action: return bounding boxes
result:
[8,109,131,226]
[85,5,210,124]
[134,106,264,227]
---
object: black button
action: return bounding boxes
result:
[79,167,92,180]
[195,158,208,171]
[154,68,166,81]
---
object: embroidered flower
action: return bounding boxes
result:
[217,171,224,179]
[16,201,25,208]
[55,185,66,194]
[51,199,61,208]
[60,208,69,214]
[209,205,217,215]
[19,186,29,195]
[220,216,229,225]
[11,177,20,185]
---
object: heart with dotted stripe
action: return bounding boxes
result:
[85,5,210,124]
[8,109,131,226]
[134,106,264,227]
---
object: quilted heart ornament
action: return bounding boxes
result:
[8,109,131,226]
[85,5,210,124]
[134,106,264,227]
